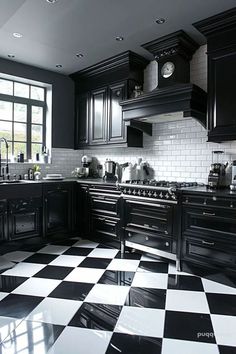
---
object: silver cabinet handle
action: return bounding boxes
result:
[202,240,215,246]
[165,242,169,247]
[202,212,215,216]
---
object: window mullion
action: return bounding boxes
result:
[27,104,31,160]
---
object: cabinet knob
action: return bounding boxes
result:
[116,90,121,97]
[145,236,149,241]
[165,242,169,247]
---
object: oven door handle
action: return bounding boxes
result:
[127,200,169,209]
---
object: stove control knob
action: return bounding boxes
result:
[142,191,146,196]
[132,190,136,195]
[128,189,132,194]
[148,191,152,197]
[159,192,163,198]
[165,193,170,199]
[123,188,127,194]
[171,194,176,200]
[138,190,142,196]
[153,192,157,198]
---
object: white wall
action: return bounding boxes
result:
[9,45,236,183]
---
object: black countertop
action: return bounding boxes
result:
[179,185,236,197]
[0,177,118,186]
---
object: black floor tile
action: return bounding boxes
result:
[168,274,204,291]
[78,257,111,269]
[48,281,94,301]
[0,275,28,292]
[98,270,135,286]
[63,247,93,256]
[23,253,58,264]
[138,261,168,273]
[218,345,236,354]
[105,333,162,354]
[125,287,166,309]
[2,320,64,352]
[0,294,43,319]
[115,251,142,260]
[206,293,236,316]
[164,310,215,343]
[33,265,73,280]
[69,302,122,331]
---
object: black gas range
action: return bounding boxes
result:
[118,180,201,268]
[118,180,199,203]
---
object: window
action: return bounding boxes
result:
[0,77,47,161]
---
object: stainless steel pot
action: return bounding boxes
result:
[104,160,116,175]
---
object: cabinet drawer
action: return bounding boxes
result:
[92,214,119,238]
[125,199,173,236]
[183,206,236,241]
[9,198,42,212]
[183,236,236,268]
[125,230,172,253]
[90,194,119,216]
[182,194,236,209]
[0,200,7,213]
[44,182,73,192]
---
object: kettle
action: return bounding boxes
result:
[121,163,136,182]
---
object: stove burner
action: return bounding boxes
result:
[123,180,199,188]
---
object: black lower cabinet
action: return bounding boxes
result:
[0,200,7,241]
[43,183,73,236]
[77,183,90,237]
[8,198,42,240]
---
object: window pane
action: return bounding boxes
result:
[32,143,42,158]
[14,103,27,122]
[14,82,29,98]
[0,121,12,140]
[32,106,43,124]
[32,125,42,142]
[14,142,26,159]
[0,79,13,95]
[14,123,26,141]
[0,142,12,160]
[0,101,13,120]
[31,86,44,101]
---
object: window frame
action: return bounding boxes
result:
[0,77,47,161]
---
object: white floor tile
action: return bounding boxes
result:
[165,289,210,314]
[161,338,220,354]
[37,245,70,255]
[87,248,119,259]
[48,327,112,354]
[0,292,9,301]
[2,262,46,277]
[211,314,236,346]
[86,284,130,305]
[12,277,61,297]
[0,317,22,343]
[132,272,168,289]
[202,278,236,295]
[27,298,82,325]
[107,259,140,272]
[49,255,85,267]
[3,251,34,262]
[73,239,99,248]
[115,307,165,338]
[64,267,105,283]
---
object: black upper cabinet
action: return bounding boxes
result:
[70,51,149,148]
[194,8,236,142]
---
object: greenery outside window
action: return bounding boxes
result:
[0,77,48,162]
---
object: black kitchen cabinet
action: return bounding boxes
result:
[43,183,73,236]
[75,93,89,147]
[90,87,107,145]
[70,51,149,148]
[194,8,236,142]
[8,198,42,240]
[0,200,7,241]
[77,183,90,237]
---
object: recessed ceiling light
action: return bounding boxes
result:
[13,32,23,38]
[8,54,15,58]
[56,64,62,68]
[156,18,166,24]
[46,0,58,3]
[76,53,84,58]
[116,36,124,41]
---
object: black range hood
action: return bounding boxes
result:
[120,31,207,128]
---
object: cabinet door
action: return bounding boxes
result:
[107,82,126,144]
[8,199,42,240]
[90,88,107,145]
[208,49,236,142]
[75,93,89,148]
[45,188,72,235]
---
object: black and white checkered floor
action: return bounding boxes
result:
[0,237,236,354]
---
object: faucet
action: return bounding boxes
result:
[0,137,9,179]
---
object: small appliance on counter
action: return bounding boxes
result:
[103,159,117,181]
[81,155,92,177]
[208,151,229,189]
[230,160,236,191]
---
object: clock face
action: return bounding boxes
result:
[161,61,175,78]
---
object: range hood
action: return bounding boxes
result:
[120,31,207,129]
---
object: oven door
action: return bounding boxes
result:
[124,198,173,236]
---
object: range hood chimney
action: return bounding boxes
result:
[120,30,207,128]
